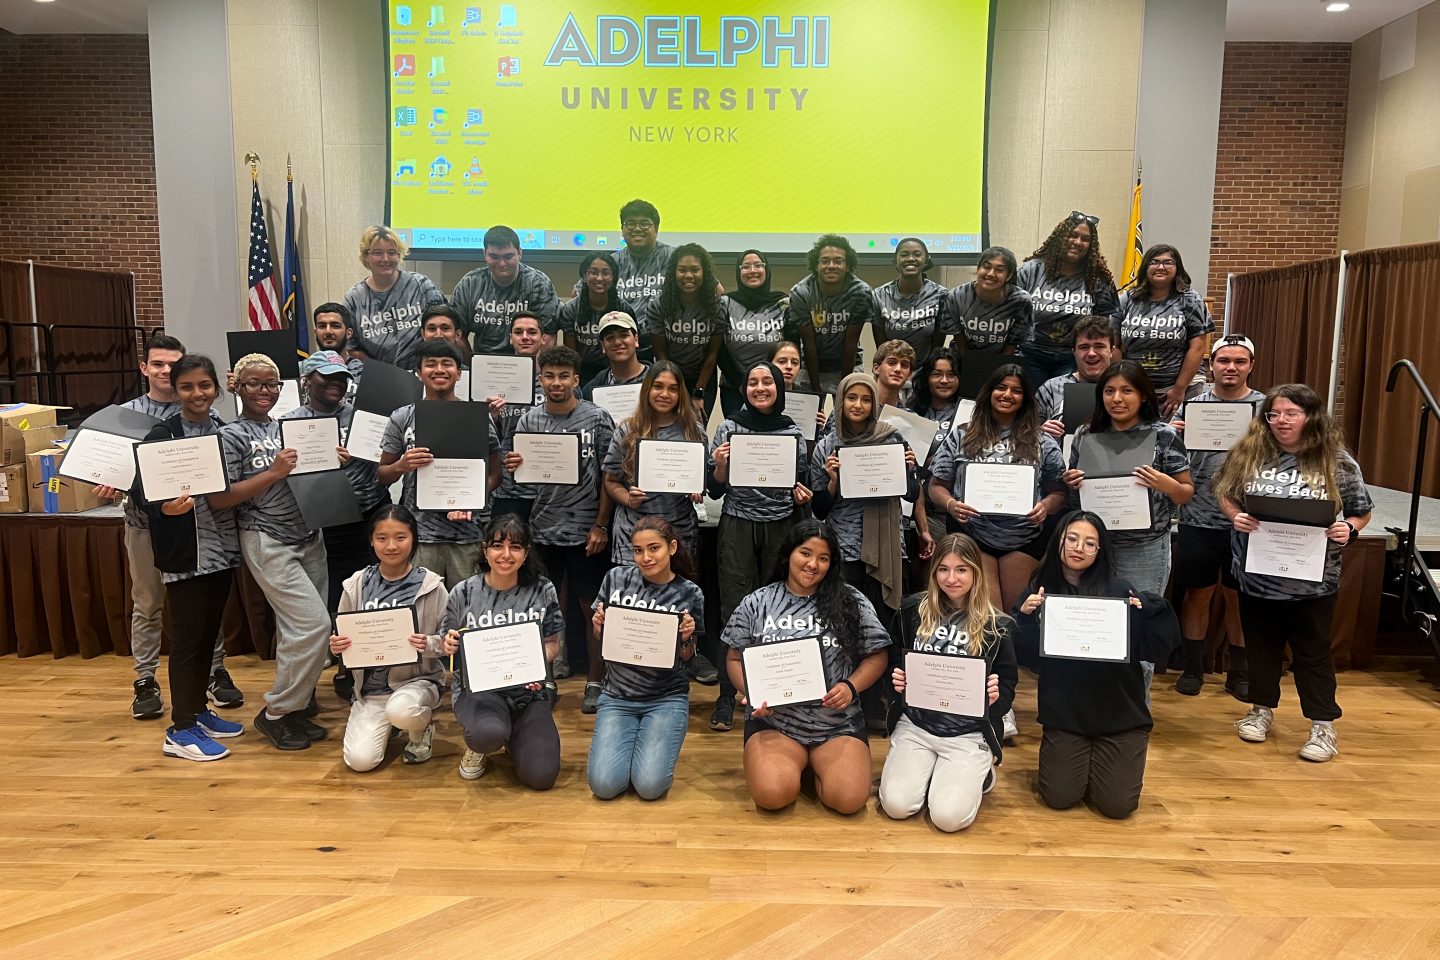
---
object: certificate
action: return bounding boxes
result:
[880,404,938,468]
[1244,521,1328,582]
[134,433,229,501]
[592,383,644,425]
[601,605,680,669]
[513,432,580,485]
[962,462,1037,516]
[904,652,988,718]
[461,620,548,692]
[637,439,706,495]
[345,408,391,463]
[838,443,908,499]
[335,607,418,668]
[783,391,823,442]
[741,636,829,708]
[1184,401,1255,451]
[58,428,141,489]
[232,379,300,420]
[471,355,535,405]
[954,399,977,428]
[729,432,798,489]
[416,457,487,510]
[279,416,341,474]
[1041,595,1130,662]
[1079,475,1151,530]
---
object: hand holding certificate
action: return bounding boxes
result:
[461,620,548,692]
[1079,475,1151,530]
[962,462,1037,516]
[512,432,581,484]
[471,355,535,405]
[135,433,229,501]
[279,417,342,474]
[59,429,143,489]
[601,605,680,668]
[1245,521,1328,582]
[838,444,908,499]
[637,439,705,495]
[1183,401,1255,451]
[903,652,988,717]
[742,637,829,709]
[416,458,488,510]
[1041,595,1131,661]
[335,607,419,668]
[728,433,798,489]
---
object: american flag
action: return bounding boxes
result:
[246,180,282,331]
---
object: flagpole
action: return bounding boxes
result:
[245,151,259,182]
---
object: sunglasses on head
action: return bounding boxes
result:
[1069,211,1099,226]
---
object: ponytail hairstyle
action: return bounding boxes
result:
[767,519,862,664]
[630,515,697,583]
[367,503,420,562]
[918,533,1001,656]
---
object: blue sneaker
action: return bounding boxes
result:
[163,725,230,762]
[195,708,244,739]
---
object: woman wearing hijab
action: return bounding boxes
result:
[718,249,789,418]
[707,360,815,732]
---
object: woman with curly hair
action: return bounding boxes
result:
[787,234,879,397]
[1016,212,1119,388]
[722,519,892,814]
[645,243,726,420]
[1116,244,1214,416]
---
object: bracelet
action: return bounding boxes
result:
[840,678,858,699]
[1343,520,1358,543]
[592,525,608,535]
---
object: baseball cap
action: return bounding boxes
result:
[598,311,637,336]
[1211,334,1255,359]
[300,350,351,377]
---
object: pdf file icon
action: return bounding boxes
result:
[393,54,415,77]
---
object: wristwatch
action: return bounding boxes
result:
[691,387,705,399]
[1343,519,1358,543]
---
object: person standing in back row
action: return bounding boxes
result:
[1016,212,1119,388]
[788,234,877,398]
[1116,244,1214,416]
[450,224,560,357]
[344,224,446,371]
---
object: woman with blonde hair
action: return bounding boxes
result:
[880,534,1018,832]
[343,224,445,370]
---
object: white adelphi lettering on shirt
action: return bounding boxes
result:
[1035,288,1091,316]
[966,315,1012,334]
[669,314,712,336]
[1246,466,1329,499]
[465,608,542,628]
[915,623,967,655]
[763,612,821,632]
[472,298,530,323]
[882,305,938,322]
[1126,312,1184,333]
[361,302,423,334]
[608,589,681,611]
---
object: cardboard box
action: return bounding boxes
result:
[0,462,25,513]
[0,403,67,465]
[26,445,105,514]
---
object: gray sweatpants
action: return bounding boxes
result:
[126,524,225,679]
[239,529,329,715]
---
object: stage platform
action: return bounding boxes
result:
[1,655,1439,957]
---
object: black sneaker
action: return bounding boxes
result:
[333,668,355,703]
[253,710,310,750]
[291,714,328,742]
[1174,672,1204,696]
[581,682,602,714]
[685,650,720,685]
[1225,672,1250,702]
[207,667,244,709]
[708,694,735,732]
[131,677,164,720]
[299,693,320,718]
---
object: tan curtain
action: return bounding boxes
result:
[1341,242,1440,496]
[1226,256,1340,395]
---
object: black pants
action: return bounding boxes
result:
[716,513,800,698]
[537,543,610,672]
[166,569,235,729]
[1237,592,1340,721]
[454,691,560,789]
[842,560,901,726]
[1038,726,1149,820]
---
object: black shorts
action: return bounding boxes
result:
[974,533,1048,562]
[1173,524,1237,591]
[742,716,868,746]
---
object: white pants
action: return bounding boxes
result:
[879,716,994,833]
[341,680,441,773]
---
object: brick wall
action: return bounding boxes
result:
[0,33,162,327]
[1207,42,1349,326]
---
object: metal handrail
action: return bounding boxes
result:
[0,320,164,412]
[1384,359,1440,626]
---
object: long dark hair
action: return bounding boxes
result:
[961,363,1041,462]
[767,520,863,663]
[578,251,626,312]
[910,348,960,416]
[367,503,420,562]
[1126,243,1191,298]
[1088,360,1160,432]
[655,243,719,325]
[479,514,544,586]
[620,360,705,481]
[631,516,697,583]
[1030,510,1117,596]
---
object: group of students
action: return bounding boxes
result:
[105,203,1373,826]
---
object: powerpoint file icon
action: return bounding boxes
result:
[497,56,520,78]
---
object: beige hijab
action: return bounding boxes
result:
[834,372,904,610]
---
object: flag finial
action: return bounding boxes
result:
[244,151,260,182]
[286,154,292,183]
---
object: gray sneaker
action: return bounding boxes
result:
[1236,705,1274,743]
[402,722,435,764]
[1298,721,1337,762]
[458,748,487,780]
[685,650,720,685]
[551,649,571,680]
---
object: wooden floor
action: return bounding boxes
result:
[2,656,1440,959]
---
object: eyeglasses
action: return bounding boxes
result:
[1062,534,1100,554]
[366,249,400,260]
[240,380,282,392]
[1069,211,1099,226]
[621,219,655,230]
[1264,410,1305,423]
[1150,259,1177,268]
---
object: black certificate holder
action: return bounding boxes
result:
[1062,381,1098,434]
[227,330,300,380]
[352,359,424,416]
[1076,426,1156,478]
[414,399,488,460]
[957,350,1014,401]
[289,469,362,529]
[1243,494,1337,528]
[80,404,163,440]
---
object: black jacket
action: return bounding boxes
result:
[130,415,199,575]
[886,591,1020,763]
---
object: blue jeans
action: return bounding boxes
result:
[587,691,690,800]
[1112,533,1173,703]
[1020,349,1076,390]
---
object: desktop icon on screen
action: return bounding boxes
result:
[498,4,517,26]
[497,56,520,78]
[464,7,482,25]
[465,158,484,179]
[427,5,444,26]
[430,156,452,178]
[394,106,417,127]
[396,5,412,26]
[429,56,446,78]
[463,108,484,128]
[430,107,447,128]
[396,159,416,177]
[393,54,416,77]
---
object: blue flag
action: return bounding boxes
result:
[282,174,308,356]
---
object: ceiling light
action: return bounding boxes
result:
[1325,2,1351,11]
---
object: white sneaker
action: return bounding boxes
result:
[1236,705,1274,743]
[402,722,435,764]
[982,766,996,795]
[458,748,487,780]
[1298,721,1338,762]
[1001,709,1018,741]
